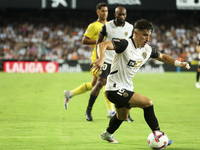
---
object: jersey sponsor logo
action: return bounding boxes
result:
[142,52,147,59]
[127,60,143,68]
[127,60,136,68]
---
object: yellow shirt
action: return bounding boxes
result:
[84,21,106,62]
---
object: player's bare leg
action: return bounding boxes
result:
[128,93,160,131]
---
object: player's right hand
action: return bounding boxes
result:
[180,62,190,70]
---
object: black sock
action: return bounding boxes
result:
[197,71,200,82]
[107,114,123,134]
[128,113,131,118]
[86,107,92,113]
[86,94,97,112]
[143,105,160,131]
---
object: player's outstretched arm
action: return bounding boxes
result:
[155,53,190,70]
[91,41,114,73]
[96,33,105,59]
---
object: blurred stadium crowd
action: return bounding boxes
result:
[0,9,200,62]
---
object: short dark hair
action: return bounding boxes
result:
[134,19,153,31]
[96,2,108,10]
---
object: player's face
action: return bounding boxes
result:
[115,11,126,25]
[137,29,151,47]
[98,7,108,21]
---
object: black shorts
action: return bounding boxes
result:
[98,62,111,79]
[106,89,134,109]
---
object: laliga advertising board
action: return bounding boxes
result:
[3,61,59,73]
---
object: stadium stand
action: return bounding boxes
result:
[0,9,200,62]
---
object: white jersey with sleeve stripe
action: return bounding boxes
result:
[100,20,134,64]
[105,38,160,91]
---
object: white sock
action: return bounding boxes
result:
[69,91,73,97]
[108,109,115,114]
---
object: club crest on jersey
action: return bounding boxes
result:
[142,52,147,59]
[123,92,129,97]
[125,32,128,36]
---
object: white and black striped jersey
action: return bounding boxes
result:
[100,20,134,64]
[105,38,160,91]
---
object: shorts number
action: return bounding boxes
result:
[117,89,125,96]
[101,64,107,70]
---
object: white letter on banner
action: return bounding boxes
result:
[51,0,68,7]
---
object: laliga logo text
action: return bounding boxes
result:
[4,61,58,73]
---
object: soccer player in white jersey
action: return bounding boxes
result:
[85,6,134,122]
[91,19,190,145]
[195,39,200,88]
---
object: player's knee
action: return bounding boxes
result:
[91,81,96,87]
[96,81,104,90]
[144,98,153,107]
[148,99,153,106]
[96,78,106,89]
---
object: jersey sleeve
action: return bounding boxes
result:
[112,38,128,54]
[129,26,134,38]
[84,24,95,39]
[100,25,107,37]
[150,47,160,58]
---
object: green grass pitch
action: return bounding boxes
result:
[0,72,199,150]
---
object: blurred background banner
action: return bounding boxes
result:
[0,0,178,10]
[176,0,200,10]
[0,0,199,10]
[76,0,176,10]
[0,0,72,9]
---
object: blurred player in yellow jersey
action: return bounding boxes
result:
[63,3,115,119]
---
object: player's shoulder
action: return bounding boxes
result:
[124,21,134,28]
[106,20,114,24]
[88,21,97,26]
[105,20,115,27]
[144,44,153,51]
[88,21,102,27]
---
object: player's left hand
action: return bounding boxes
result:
[180,62,190,70]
